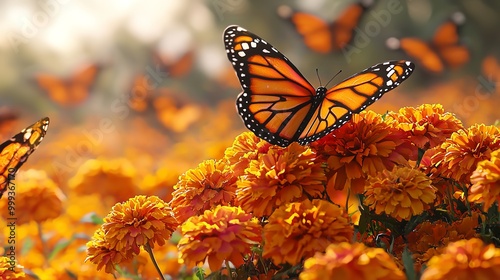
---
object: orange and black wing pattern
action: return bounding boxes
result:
[277,1,372,53]
[35,64,100,107]
[388,13,469,73]
[0,117,49,199]
[223,25,414,147]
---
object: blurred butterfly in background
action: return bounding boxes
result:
[0,117,49,199]
[386,12,469,74]
[277,0,373,53]
[223,25,414,147]
[34,64,101,107]
[0,108,20,139]
[153,49,195,79]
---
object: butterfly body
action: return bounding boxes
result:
[225,25,414,147]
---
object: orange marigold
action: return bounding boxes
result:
[469,149,500,211]
[364,166,437,221]
[262,199,353,265]
[170,159,237,223]
[386,104,463,150]
[85,228,133,274]
[311,110,412,195]
[421,238,500,280]
[178,205,262,271]
[236,143,325,218]
[431,124,500,184]
[0,256,26,279]
[102,195,178,255]
[68,158,138,204]
[224,132,272,177]
[0,169,65,225]
[300,242,405,280]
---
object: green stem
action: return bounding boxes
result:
[144,243,165,280]
[37,222,49,268]
[226,259,234,280]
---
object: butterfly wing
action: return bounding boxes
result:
[399,38,444,73]
[224,25,317,147]
[35,64,99,107]
[297,60,415,145]
[432,20,469,69]
[0,117,49,198]
[331,2,371,50]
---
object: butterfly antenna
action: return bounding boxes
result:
[316,69,322,86]
[325,70,342,88]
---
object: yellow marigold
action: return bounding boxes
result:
[0,169,65,225]
[236,143,325,218]
[85,228,133,274]
[0,256,26,279]
[386,104,463,150]
[262,199,353,265]
[431,124,500,184]
[178,205,262,271]
[102,195,178,255]
[224,131,272,177]
[469,149,500,211]
[300,242,404,280]
[170,159,237,223]
[311,110,412,195]
[421,238,500,280]
[364,166,437,221]
[68,158,138,204]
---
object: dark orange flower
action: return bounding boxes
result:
[431,124,500,184]
[300,242,405,280]
[102,195,178,255]
[386,104,463,150]
[236,143,325,217]
[0,256,26,279]
[170,159,237,223]
[224,131,272,177]
[85,228,133,274]
[262,199,353,265]
[68,158,138,204]
[311,110,412,195]
[421,238,500,280]
[364,166,437,221]
[469,149,500,211]
[0,170,65,225]
[178,205,262,271]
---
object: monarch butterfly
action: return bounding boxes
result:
[223,25,414,147]
[153,49,194,78]
[386,13,469,73]
[0,117,49,199]
[277,0,373,53]
[34,64,100,107]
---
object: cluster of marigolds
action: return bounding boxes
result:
[1,103,500,279]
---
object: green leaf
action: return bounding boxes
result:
[402,247,417,280]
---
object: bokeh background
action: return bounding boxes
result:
[1,0,500,277]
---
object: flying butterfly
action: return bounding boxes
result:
[277,0,373,53]
[386,12,469,74]
[34,64,100,107]
[0,117,49,199]
[223,25,414,147]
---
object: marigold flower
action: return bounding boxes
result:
[300,242,405,280]
[171,159,237,223]
[224,131,272,177]
[178,205,262,271]
[469,149,500,211]
[421,238,500,280]
[431,124,500,184]
[68,158,138,204]
[0,169,65,225]
[311,110,412,195]
[262,199,353,265]
[236,143,325,217]
[364,166,437,221]
[0,256,26,279]
[85,228,133,274]
[386,104,463,150]
[102,195,178,255]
